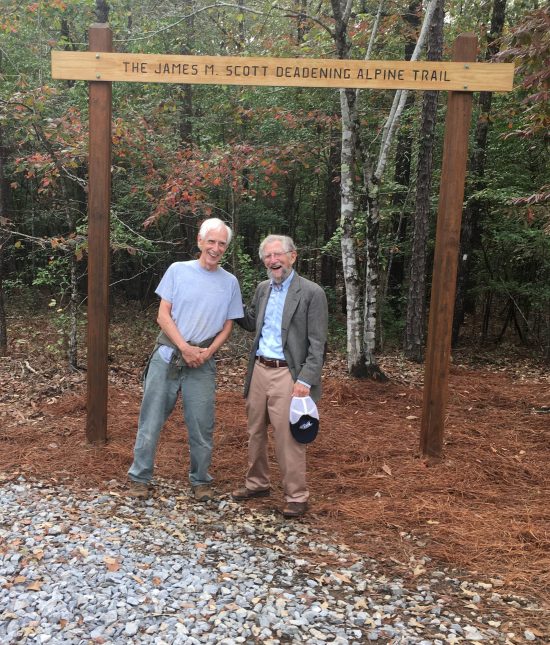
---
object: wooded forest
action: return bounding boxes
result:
[0,0,548,374]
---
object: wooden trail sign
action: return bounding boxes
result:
[52,26,513,455]
[52,51,514,92]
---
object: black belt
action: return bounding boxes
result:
[257,355,288,368]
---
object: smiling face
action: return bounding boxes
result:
[197,226,229,271]
[262,240,296,284]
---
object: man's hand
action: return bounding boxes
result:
[292,382,311,398]
[181,344,204,368]
[198,346,214,362]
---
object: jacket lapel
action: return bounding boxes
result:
[281,275,301,346]
[255,282,271,343]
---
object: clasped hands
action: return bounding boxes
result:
[181,344,213,368]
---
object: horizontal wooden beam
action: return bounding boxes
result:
[51,52,514,92]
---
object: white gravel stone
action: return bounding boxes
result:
[0,478,541,645]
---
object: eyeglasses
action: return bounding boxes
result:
[263,251,288,260]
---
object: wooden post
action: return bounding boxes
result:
[86,24,112,444]
[419,33,477,458]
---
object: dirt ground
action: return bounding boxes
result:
[1,306,549,630]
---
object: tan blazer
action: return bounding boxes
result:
[238,274,328,402]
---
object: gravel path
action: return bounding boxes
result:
[0,477,544,644]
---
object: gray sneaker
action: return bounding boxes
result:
[127,480,149,499]
[193,484,214,502]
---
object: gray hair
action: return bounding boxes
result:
[198,218,233,245]
[258,234,296,260]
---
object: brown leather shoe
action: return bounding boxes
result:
[231,487,270,500]
[193,484,215,502]
[282,502,308,518]
[127,480,150,499]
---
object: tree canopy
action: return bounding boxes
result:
[1,0,548,363]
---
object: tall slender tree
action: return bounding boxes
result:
[331,0,364,373]
[95,0,109,23]
[452,0,508,344]
[0,121,10,357]
[385,1,420,319]
[403,0,444,362]
[331,0,437,376]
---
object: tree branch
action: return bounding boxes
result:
[374,0,438,181]
[365,0,384,61]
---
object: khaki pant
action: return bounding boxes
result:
[244,361,308,503]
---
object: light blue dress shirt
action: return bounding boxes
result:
[257,271,294,360]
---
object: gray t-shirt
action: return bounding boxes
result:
[155,260,243,359]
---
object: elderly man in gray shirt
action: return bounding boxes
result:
[128,218,243,502]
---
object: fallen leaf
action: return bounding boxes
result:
[104,556,120,572]
[408,618,424,628]
[527,628,545,637]
[332,572,352,584]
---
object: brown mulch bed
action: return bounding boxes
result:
[1,308,549,626]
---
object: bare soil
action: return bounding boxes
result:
[1,305,549,633]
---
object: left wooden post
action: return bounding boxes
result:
[86,24,112,444]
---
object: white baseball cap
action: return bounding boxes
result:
[289,396,319,443]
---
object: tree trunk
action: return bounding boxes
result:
[179,3,195,146]
[94,0,109,23]
[452,0,507,344]
[385,95,414,314]
[403,0,444,362]
[331,0,365,373]
[385,2,420,316]
[178,82,193,146]
[339,88,365,374]
[0,122,10,356]
[332,0,435,377]
[296,0,309,44]
[321,128,340,288]
[67,254,79,369]
[362,181,388,379]
[32,105,83,368]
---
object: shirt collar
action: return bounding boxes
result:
[271,270,295,292]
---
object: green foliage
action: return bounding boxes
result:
[497,7,550,140]
[472,210,550,343]
[0,0,547,361]
[321,286,347,353]
[380,297,406,348]
[32,255,72,294]
[44,297,85,359]
[229,236,262,301]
